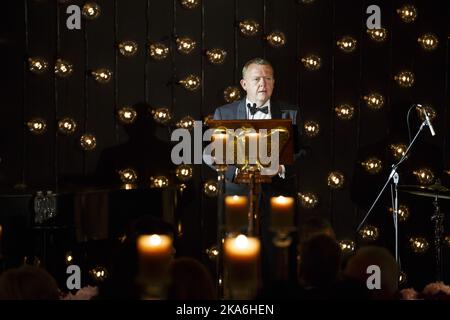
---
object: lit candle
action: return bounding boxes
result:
[224,235,260,299]
[225,195,249,231]
[212,133,228,164]
[137,234,173,297]
[246,132,259,164]
[270,196,295,230]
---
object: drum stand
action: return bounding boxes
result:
[431,196,444,281]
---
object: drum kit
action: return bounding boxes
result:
[399,179,449,281]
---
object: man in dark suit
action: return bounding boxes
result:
[212,57,303,286]
[213,57,303,196]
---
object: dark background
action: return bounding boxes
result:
[1,0,449,289]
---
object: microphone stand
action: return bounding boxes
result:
[357,119,430,264]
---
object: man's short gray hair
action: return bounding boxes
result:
[242,58,274,78]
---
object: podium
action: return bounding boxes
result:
[206,119,294,297]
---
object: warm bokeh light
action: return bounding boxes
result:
[80,134,97,151]
[394,70,415,88]
[223,86,242,103]
[389,204,410,222]
[338,240,355,253]
[367,28,388,42]
[363,93,385,109]
[397,4,417,23]
[203,181,219,197]
[337,36,357,53]
[91,68,112,83]
[175,164,193,181]
[298,192,318,209]
[176,37,196,55]
[301,54,321,70]
[409,237,429,253]
[89,266,108,282]
[148,43,170,60]
[117,106,137,125]
[418,33,439,51]
[335,104,355,120]
[389,143,407,160]
[206,48,227,65]
[358,225,379,241]
[179,75,201,91]
[176,116,195,130]
[28,57,48,74]
[412,168,435,185]
[27,118,47,135]
[150,176,169,188]
[327,171,345,189]
[55,58,73,77]
[118,168,138,184]
[57,117,77,135]
[303,120,320,137]
[82,2,101,20]
[180,0,200,9]
[266,31,286,47]
[118,41,138,57]
[151,107,172,124]
[361,157,383,174]
[239,20,260,36]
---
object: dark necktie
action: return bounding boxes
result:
[247,103,269,116]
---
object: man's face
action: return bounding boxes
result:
[240,63,275,107]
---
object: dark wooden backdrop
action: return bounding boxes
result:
[2,0,450,287]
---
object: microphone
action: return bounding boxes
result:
[416,104,436,136]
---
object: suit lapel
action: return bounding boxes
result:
[236,99,247,119]
[271,101,282,119]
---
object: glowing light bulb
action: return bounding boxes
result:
[179,75,201,91]
[117,106,137,124]
[80,134,97,151]
[337,36,357,53]
[148,43,169,60]
[206,48,227,65]
[57,117,77,135]
[82,2,101,20]
[239,20,260,36]
[176,37,196,55]
[266,31,286,48]
[367,28,388,42]
[203,181,218,197]
[303,120,320,137]
[223,86,242,103]
[418,33,439,51]
[118,41,138,57]
[327,171,345,189]
[55,58,73,77]
[301,54,321,70]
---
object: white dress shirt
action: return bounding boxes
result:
[246,98,272,120]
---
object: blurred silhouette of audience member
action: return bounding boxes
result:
[95,102,174,188]
[297,235,341,298]
[343,245,399,300]
[167,257,216,300]
[0,265,59,300]
[299,216,336,244]
[297,217,336,272]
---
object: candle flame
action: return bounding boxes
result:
[235,234,249,249]
[149,234,162,246]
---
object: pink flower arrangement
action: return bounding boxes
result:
[60,286,99,300]
[400,282,450,300]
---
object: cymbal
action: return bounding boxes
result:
[399,183,450,200]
